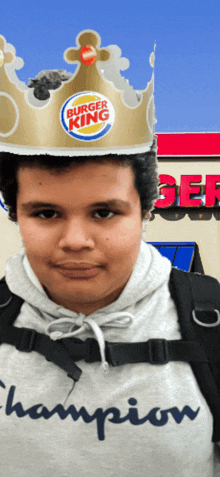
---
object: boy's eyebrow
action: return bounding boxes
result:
[90,199,131,210]
[20,199,131,212]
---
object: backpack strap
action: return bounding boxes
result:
[0,277,82,382]
[169,267,220,442]
[0,277,24,325]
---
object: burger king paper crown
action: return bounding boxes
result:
[0,30,155,156]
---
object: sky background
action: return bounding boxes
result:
[1,0,220,132]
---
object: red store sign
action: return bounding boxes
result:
[155,175,220,208]
[156,133,220,208]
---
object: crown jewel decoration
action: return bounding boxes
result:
[0,30,155,156]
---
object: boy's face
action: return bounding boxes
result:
[16,160,145,315]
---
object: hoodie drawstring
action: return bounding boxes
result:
[46,312,134,371]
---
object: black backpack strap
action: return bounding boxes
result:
[169,267,220,442]
[0,277,24,325]
[0,277,82,382]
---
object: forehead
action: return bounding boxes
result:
[16,160,138,205]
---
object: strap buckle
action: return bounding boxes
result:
[16,328,36,352]
[148,339,169,364]
[192,309,220,327]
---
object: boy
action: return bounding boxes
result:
[0,29,219,476]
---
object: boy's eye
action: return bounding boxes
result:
[94,209,115,219]
[33,208,117,220]
[36,210,57,219]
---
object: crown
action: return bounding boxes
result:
[0,30,155,156]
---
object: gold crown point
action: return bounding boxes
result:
[64,30,110,66]
[78,31,100,48]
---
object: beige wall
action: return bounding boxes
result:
[1,157,220,279]
[156,158,219,181]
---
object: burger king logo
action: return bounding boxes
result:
[60,92,115,141]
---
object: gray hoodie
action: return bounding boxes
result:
[0,241,217,476]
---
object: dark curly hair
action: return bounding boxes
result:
[0,141,159,222]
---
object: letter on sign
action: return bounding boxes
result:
[205,175,220,206]
[180,175,202,207]
[155,174,176,208]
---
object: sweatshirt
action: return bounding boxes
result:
[0,241,219,476]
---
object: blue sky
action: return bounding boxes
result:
[1,0,220,132]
